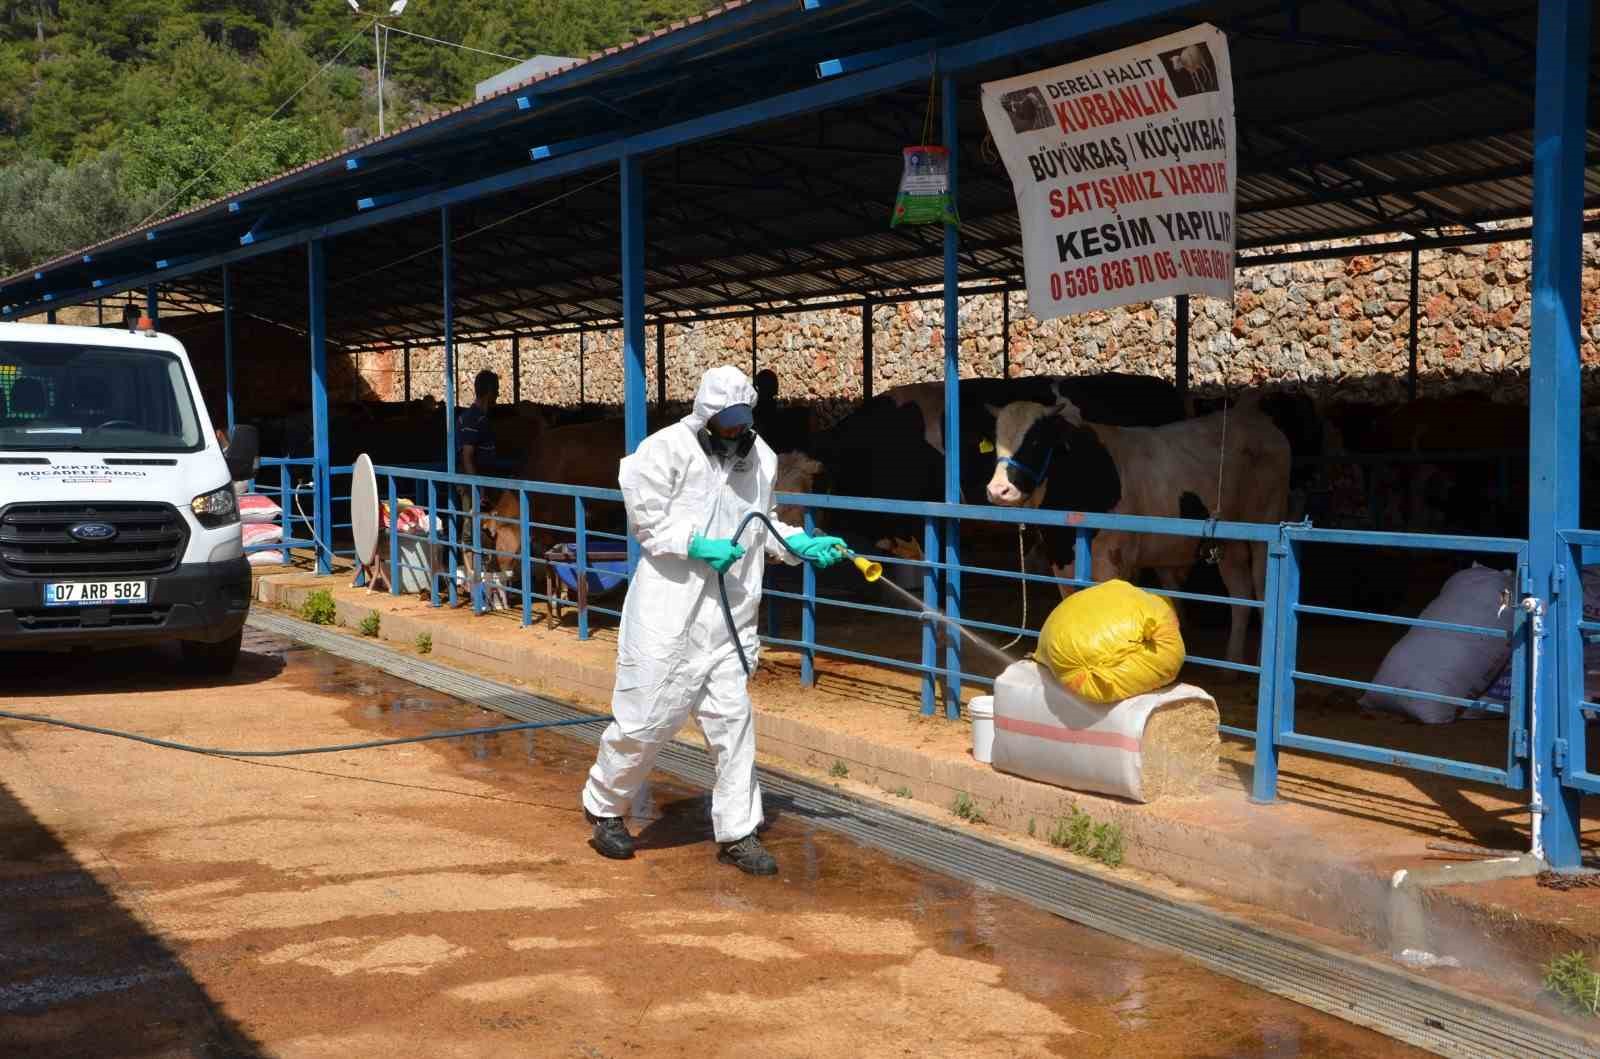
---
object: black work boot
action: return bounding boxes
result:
[584,809,635,860]
[718,832,778,876]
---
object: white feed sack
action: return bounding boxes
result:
[991,660,1219,803]
[1360,564,1513,724]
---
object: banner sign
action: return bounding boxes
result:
[980,25,1236,319]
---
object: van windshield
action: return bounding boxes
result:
[0,341,203,453]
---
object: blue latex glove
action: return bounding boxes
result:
[785,533,847,568]
[689,534,746,574]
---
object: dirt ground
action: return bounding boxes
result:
[266,549,1600,955]
[0,629,1422,1058]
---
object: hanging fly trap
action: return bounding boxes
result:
[891,145,959,228]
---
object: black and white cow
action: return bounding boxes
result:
[780,374,1186,574]
[985,394,1291,663]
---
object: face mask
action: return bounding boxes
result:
[700,426,756,461]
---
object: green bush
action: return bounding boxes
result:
[1048,807,1125,868]
[951,791,986,824]
[358,611,381,637]
[829,760,849,779]
[415,632,432,655]
[893,786,912,799]
[1545,952,1600,1016]
[300,590,336,626]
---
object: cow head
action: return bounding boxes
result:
[774,451,830,526]
[984,397,1123,516]
[984,398,1081,506]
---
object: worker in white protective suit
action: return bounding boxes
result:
[581,366,845,875]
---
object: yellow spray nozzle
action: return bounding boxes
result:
[850,553,883,583]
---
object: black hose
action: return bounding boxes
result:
[719,510,812,676]
[0,710,609,758]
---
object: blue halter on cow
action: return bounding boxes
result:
[984,393,1291,664]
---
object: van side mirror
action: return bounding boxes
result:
[226,424,260,482]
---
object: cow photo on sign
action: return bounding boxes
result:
[998,87,1054,134]
[980,25,1237,320]
[1158,42,1219,96]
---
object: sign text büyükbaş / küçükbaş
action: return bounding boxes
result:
[980,25,1237,319]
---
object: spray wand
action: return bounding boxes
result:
[717,510,880,676]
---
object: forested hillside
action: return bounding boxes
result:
[0,1,718,273]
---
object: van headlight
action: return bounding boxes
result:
[192,485,240,528]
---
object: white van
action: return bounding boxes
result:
[0,321,259,673]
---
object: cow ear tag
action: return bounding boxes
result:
[979,438,995,454]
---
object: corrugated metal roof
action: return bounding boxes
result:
[6,0,1596,347]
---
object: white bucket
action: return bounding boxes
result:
[969,695,995,764]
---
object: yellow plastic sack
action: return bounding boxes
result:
[1037,580,1185,704]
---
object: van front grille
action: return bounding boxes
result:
[0,503,188,578]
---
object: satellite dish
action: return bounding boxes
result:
[351,453,381,569]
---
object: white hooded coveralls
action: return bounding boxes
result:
[582,366,801,843]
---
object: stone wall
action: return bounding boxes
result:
[351,233,1600,414]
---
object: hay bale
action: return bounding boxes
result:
[1136,694,1221,801]
[991,661,1220,803]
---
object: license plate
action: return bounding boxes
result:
[43,581,148,607]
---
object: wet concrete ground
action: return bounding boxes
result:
[0,629,1422,1057]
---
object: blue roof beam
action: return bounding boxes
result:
[239,211,279,246]
[817,39,937,80]
[155,253,211,272]
[530,133,617,162]
[357,184,445,211]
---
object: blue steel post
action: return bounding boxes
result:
[801,509,818,687]
[620,155,647,570]
[307,240,332,575]
[1252,534,1292,803]
[388,475,400,596]
[519,490,532,628]
[426,479,440,607]
[279,463,291,565]
[471,483,483,615]
[222,265,235,432]
[145,285,157,324]
[940,72,962,719]
[442,207,460,606]
[1529,0,1589,868]
[576,497,591,641]
[442,207,457,474]
[46,309,55,324]
[922,517,941,715]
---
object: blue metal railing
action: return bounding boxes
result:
[1258,526,1528,802]
[351,465,629,630]
[288,460,1533,806]
[1559,529,1600,797]
[249,457,319,564]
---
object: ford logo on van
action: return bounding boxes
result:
[69,522,118,542]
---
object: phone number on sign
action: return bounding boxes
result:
[1048,248,1232,300]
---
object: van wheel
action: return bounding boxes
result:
[181,632,242,675]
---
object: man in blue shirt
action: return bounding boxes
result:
[456,370,499,476]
